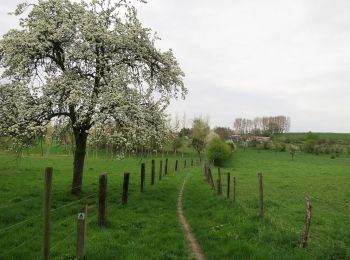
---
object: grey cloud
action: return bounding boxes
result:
[1,0,350,132]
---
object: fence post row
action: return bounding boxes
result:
[141,163,145,192]
[43,167,53,260]
[98,173,107,227]
[300,192,312,248]
[122,172,130,205]
[258,173,264,219]
[151,160,155,185]
[76,205,87,258]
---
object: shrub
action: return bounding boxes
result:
[225,140,236,152]
[206,137,231,166]
[287,144,299,160]
[263,141,274,150]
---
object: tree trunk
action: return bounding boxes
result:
[71,128,88,194]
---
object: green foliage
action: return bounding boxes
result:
[191,118,210,155]
[178,128,192,138]
[206,138,231,166]
[306,131,320,140]
[172,136,183,153]
[192,138,205,156]
[214,127,233,140]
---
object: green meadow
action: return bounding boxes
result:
[0,146,349,259]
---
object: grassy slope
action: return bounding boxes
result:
[273,132,350,141]
[183,149,350,259]
[0,153,194,259]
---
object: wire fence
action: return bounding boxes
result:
[203,164,350,258]
[0,157,198,258]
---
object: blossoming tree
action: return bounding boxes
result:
[0,0,186,194]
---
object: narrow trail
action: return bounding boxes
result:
[178,175,206,260]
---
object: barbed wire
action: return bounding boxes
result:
[51,194,96,213]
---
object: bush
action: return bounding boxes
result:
[206,137,231,166]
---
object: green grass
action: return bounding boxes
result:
[183,149,350,259]
[1,147,350,259]
[273,132,350,142]
[0,152,194,259]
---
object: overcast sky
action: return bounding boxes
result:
[1,0,350,132]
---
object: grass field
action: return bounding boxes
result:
[1,148,350,259]
[184,149,350,259]
[0,153,192,259]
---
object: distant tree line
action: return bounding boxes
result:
[233,116,291,135]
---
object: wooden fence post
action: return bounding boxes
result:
[165,158,168,175]
[227,172,230,199]
[233,176,236,202]
[175,160,178,172]
[98,173,107,227]
[76,205,87,258]
[159,160,163,180]
[122,172,130,205]
[141,163,145,192]
[204,164,209,182]
[43,167,53,260]
[208,167,215,189]
[216,179,221,195]
[300,193,312,248]
[151,160,155,185]
[258,173,264,219]
[184,159,187,168]
[218,168,222,194]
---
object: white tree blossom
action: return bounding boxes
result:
[0,0,186,193]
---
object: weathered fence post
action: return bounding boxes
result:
[233,176,236,202]
[98,173,107,227]
[204,164,209,183]
[122,172,130,205]
[165,158,168,175]
[208,167,215,189]
[151,160,155,185]
[76,205,87,258]
[141,163,145,192]
[43,167,53,260]
[184,159,187,168]
[217,179,222,195]
[227,172,230,199]
[218,168,222,194]
[300,192,312,248]
[258,173,264,219]
[159,160,163,180]
[175,160,178,172]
